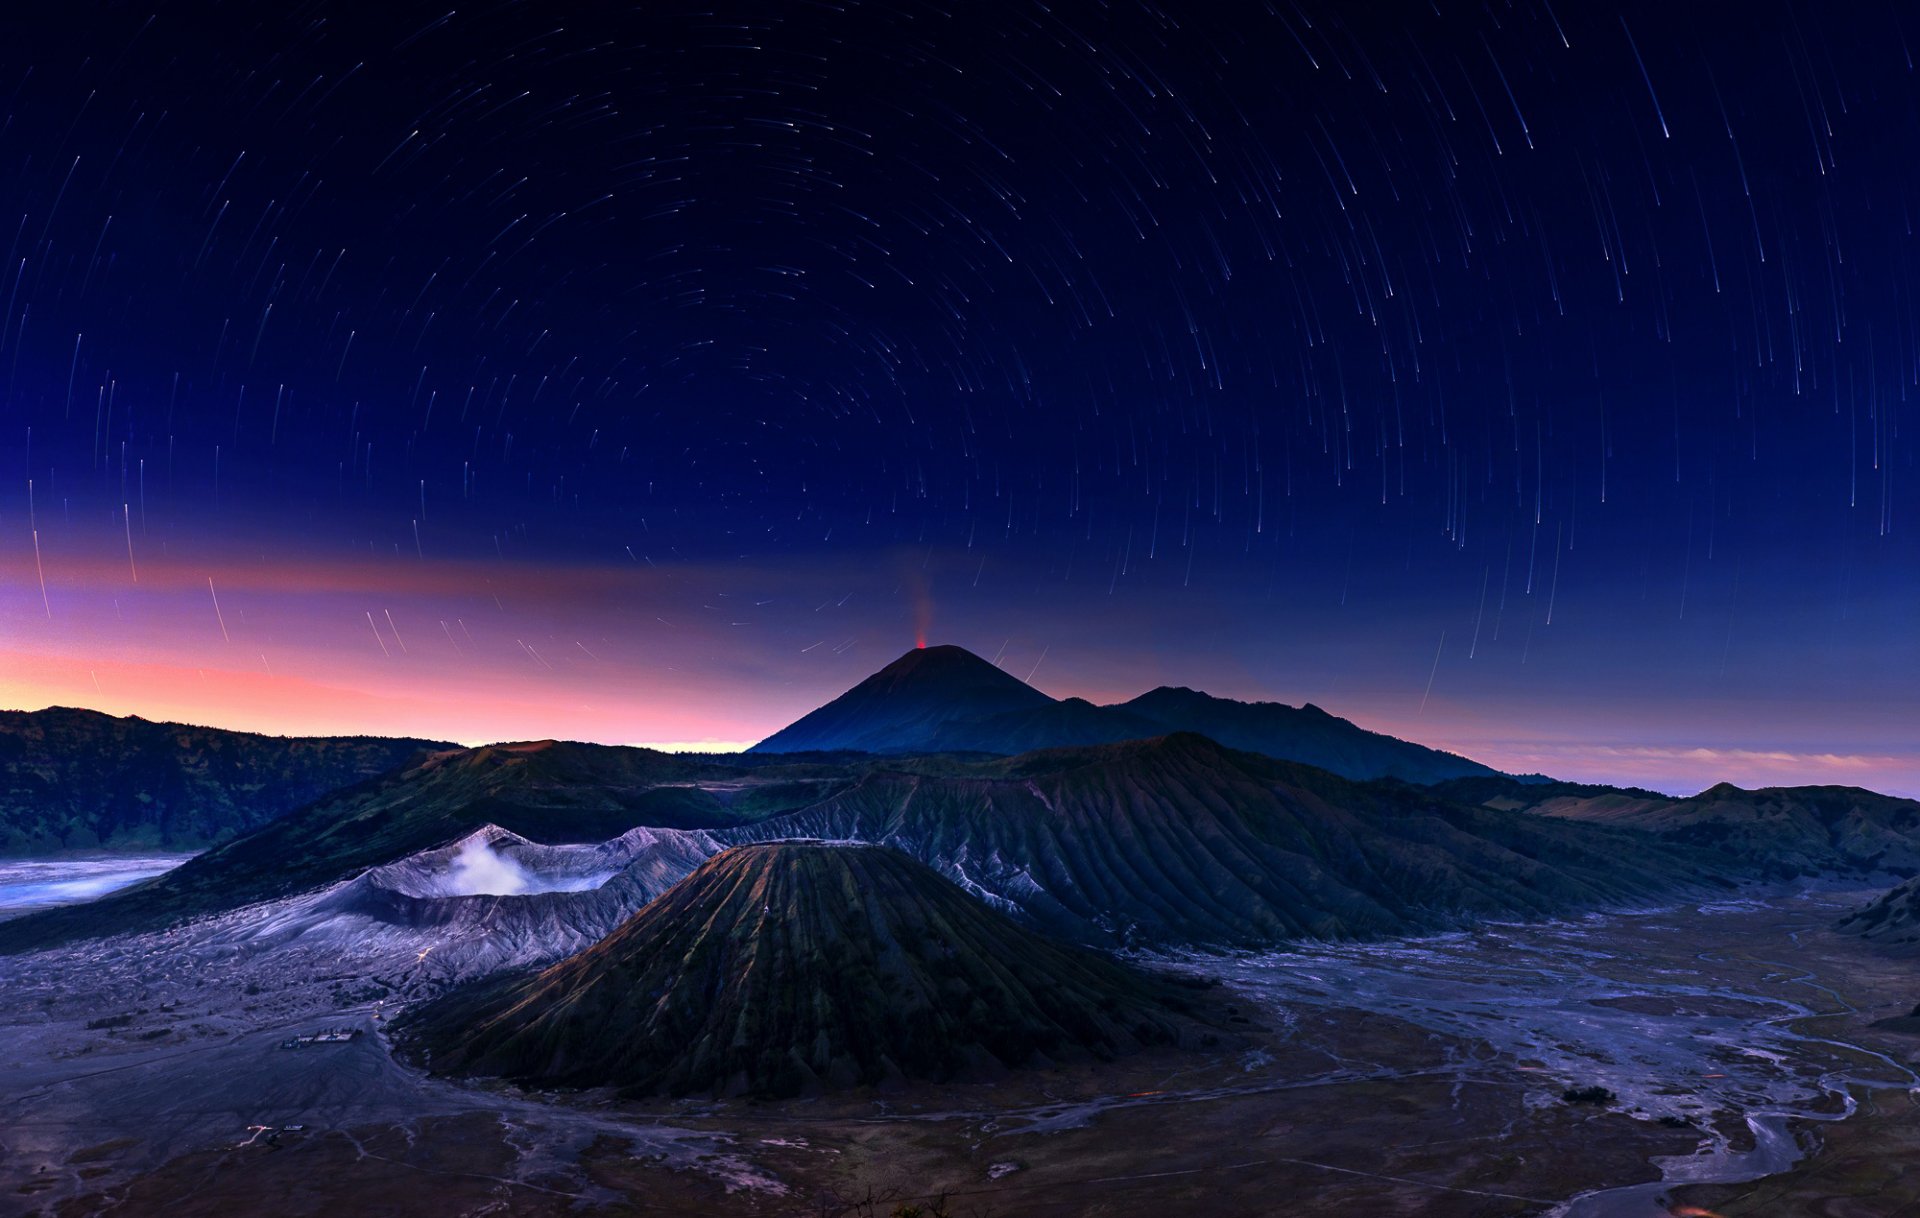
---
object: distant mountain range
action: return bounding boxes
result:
[398,841,1220,1098]
[0,648,1498,862]
[750,644,1501,784]
[1430,774,1920,879]
[0,707,442,853]
[6,649,1916,961]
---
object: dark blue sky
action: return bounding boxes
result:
[1,1,1915,794]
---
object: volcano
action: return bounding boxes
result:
[749,645,1498,783]
[750,644,1058,754]
[400,841,1216,1097]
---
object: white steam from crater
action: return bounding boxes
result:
[444,837,536,895]
[431,836,615,897]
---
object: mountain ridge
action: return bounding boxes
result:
[0,705,444,854]
[1839,874,1920,943]
[729,732,1722,947]
[0,730,1721,957]
[0,739,842,952]
[1434,773,1920,878]
[750,645,1499,784]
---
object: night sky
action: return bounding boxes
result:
[2,1,1915,796]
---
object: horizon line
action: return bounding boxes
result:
[8,696,1912,803]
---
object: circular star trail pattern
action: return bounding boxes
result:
[0,1,1915,786]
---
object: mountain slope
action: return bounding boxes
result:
[751,645,1054,754]
[1838,875,1920,943]
[731,734,1717,947]
[924,695,1163,754]
[1438,775,1920,878]
[0,706,440,853]
[227,824,724,980]
[0,740,843,952]
[750,645,1499,784]
[1117,686,1495,784]
[399,842,1216,1097]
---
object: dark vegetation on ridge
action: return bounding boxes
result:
[1839,874,1920,943]
[398,842,1222,1098]
[0,706,442,853]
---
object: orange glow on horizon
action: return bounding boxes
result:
[0,536,836,747]
[2,531,1914,796]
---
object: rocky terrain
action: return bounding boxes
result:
[231,824,725,978]
[0,706,440,853]
[5,874,1912,1218]
[0,729,1720,958]
[0,739,840,952]
[737,733,1724,946]
[398,841,1222,1097]
[0,650,1917,1215]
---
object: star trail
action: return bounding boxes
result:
[1,1,1914,794]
